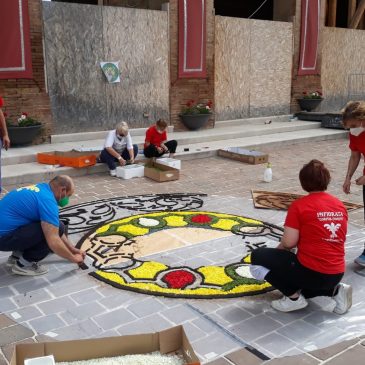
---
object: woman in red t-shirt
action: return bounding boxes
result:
[342,101,365,266]
[251,160,352,314]
[144,119,177,158]
[0,96,11,193]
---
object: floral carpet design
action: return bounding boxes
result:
[77,211,283,298]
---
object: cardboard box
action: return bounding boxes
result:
[116,164,145,179]
[144,161,179,182]
[10,326,200,365]
[218,147,268,165]
[156,157,181,170]
[37,151,98,168]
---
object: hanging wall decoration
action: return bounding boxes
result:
[100,61,121,83]
[298,0,320,76]
[178,0,207,78]
[0,0,33,79]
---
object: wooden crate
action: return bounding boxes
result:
[37,151,97,168]
[218,148,268,165]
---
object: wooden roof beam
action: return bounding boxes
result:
[327,0,337,27]
[349,0,365,29]
[348,0,356,27]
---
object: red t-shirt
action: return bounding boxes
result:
[144,125,167,149]
[285,192,347,274]
[349,131,365,174]
[0,96,3,108]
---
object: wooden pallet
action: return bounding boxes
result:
[251,190,363,211]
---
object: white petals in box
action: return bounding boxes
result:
[24,355,55,365]
[156,158,181,170]
[116,164,145,179]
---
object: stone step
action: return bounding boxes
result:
[2,119,319,166]
[49,114,293,143]
[2,127,347,186]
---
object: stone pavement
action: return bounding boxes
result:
[1,138,365,365]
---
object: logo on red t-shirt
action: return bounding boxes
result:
[324,222,341,239]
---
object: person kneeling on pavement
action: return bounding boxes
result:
[99,121,138,177]
[250,159,352,314]
[0,175,85,276]
[143,119,177,159]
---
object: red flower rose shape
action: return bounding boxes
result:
[162,269,196,289]
[191,214,212,224]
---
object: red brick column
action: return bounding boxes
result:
[0,0,52,143]
[169,0,215,131]
[291,0,326,112]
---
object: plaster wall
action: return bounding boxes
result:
[43,2,169,133]
[215,16,293,120]
[321,27,365,112]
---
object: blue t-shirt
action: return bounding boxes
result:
[0,183,59,236]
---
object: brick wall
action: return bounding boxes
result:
[290,0,324,113]
[0,0,52,143]
[169,0,215,131]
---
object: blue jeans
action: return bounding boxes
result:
[0,221,65,262]
[100,145,138,170]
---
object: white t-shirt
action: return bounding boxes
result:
[104,130,133,153]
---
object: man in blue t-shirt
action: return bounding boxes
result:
[0,175,85,276]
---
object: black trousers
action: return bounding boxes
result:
[0,221,65,262]
[100,145,139,170]
[251,248,343,298]
[144,140,177,158]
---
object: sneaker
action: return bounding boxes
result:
[354,254,365,267]
[12,262,48,276]
[110,169,117,177]
[6,255,19,267]
[333,283,352,314]
[271,294,308,312]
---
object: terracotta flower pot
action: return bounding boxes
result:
[179,114,211,131]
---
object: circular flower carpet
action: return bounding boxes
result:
[68,195,283,298]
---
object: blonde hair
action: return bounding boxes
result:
[116,121,129,135]
[341,101,365,126]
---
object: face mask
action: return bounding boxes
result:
[57,190,69,207]
[350,127,365,136]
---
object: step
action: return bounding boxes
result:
[2,127,347,186]
[2,119,319,166]
[50,115,292,143]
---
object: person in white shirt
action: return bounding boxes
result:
[99,122,138,176]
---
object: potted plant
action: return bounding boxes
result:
[298,91,323,111]
[6,112,42,146]
[179,100,213,131]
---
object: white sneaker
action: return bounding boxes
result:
[271,294,308,312]
[333,283,352,314]
[12,262,48,276]
[110,169,117,177]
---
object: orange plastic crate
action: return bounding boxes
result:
[37,151,97,168]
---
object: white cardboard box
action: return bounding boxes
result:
[156,157,181,170]
[116,164,145,179]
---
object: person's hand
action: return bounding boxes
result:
[157,147,163,153]
[72,253,85,265]
[355,176,365,185]
[129,158,134,164]
[343,178,351,194]
[2,135,10,150]
[70,246,85,258]
[162,145,169,152]
[119,158,126,166]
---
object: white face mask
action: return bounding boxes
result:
[350,127,365,136]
